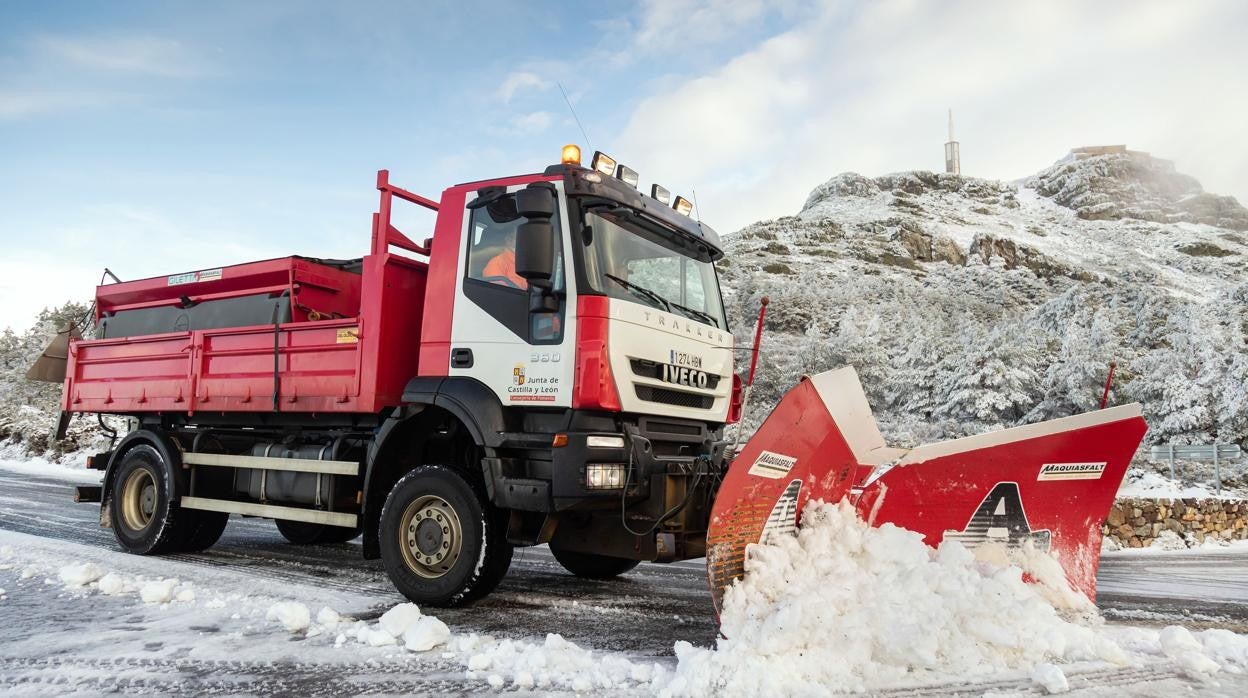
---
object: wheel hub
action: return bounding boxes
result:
[415,517,443,555]
[398,495,463,578]
[120,469,157,532]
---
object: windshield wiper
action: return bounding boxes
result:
[668,300,719,328]
[604,273,671,313]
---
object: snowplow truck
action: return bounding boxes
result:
[48,146,1148,610]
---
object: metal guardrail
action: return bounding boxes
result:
[1149,443,1242,496]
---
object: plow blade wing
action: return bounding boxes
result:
[25,326,80,383]
[707,366,1147,614]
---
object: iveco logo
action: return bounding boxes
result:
[662,363,709,389]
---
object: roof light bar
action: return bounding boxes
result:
[672,196,694,216]
[591,151,616,177]
[561,144,582,166]
[650,184,670,205]
[615,164,639,188]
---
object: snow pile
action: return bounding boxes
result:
[266,601,312,633]
[372,602,451,651]
[96,572,127,595]
[1149,530,1188,551]
[1113,469,1228,501]
[663,501,1122,695]
[319,602,452,651]
[1030,663,1069,694]
[458,633,660,692]
[139,578,181,604]
[426,501,1248,694]
[1158,626,1221,677]
[58,562,105,587]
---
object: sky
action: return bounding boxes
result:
[1,0,1246,332]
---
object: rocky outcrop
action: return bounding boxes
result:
[892,221,965,266]
[1028,151,1248,230]
[802,171,1016,214]
[968,233,1080,279]
[1103,498,1248,548]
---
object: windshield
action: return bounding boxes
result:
[580,209,727,329]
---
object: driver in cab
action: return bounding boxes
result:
[483,227,528,290]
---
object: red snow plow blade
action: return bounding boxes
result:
[707,366,1147,614]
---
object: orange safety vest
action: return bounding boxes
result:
[482,250,528,290]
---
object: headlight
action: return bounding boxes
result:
[585,463,627,489]
[586,434,625,449]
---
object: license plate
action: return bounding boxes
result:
[669,350,703,369]
[662,363,710,389]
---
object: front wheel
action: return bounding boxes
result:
[379,466,512,607]
[549,546,640,579]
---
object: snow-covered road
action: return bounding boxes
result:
[1,462,1246,695]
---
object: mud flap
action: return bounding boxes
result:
[707,366,1148,615]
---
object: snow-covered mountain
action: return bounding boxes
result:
[720,148,1248,454]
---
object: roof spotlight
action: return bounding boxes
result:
[615,164,639,188]
[650,184,670,205]
[591,151,617,177]
[672,196,694,216]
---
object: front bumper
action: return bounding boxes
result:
[550,415,726,510]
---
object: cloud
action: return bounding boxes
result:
[613,0,1248,232]
[32,35,205,78]
[497,71,551,103]
[0,34,209,120]
[508,110,555,134]
[0,89,113,119]
[629,0,772,55]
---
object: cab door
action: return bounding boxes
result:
[449,182,576,408]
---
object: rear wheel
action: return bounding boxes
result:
[178,511,229,552]
[549,546,640,579]
[109,444,191,555]
[379,465,512,607]
[276,519,359,545]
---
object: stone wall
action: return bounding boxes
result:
[1104,498,1248,548]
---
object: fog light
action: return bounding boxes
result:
[585,463,627,489]
[586,434,625,449]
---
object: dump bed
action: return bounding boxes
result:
[63,253,427,416]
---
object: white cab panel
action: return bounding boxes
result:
[606,299,733,422]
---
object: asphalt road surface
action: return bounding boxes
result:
[1,464,1245,695]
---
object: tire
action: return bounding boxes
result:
[379,465,512,607]
[108,444,192,555]
[178,511,229,552]
[276,519,360,545]
[549,546,640,579]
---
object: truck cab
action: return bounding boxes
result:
[395,147,738,585]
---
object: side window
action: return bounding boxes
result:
[461,189,565,345]
[467,198,527,290]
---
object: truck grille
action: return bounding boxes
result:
[629,359,721,390]
[635,385,714,409]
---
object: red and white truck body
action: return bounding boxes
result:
[61,151,740,605]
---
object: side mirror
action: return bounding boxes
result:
[515,184,557,290]
[515,184,556,218]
